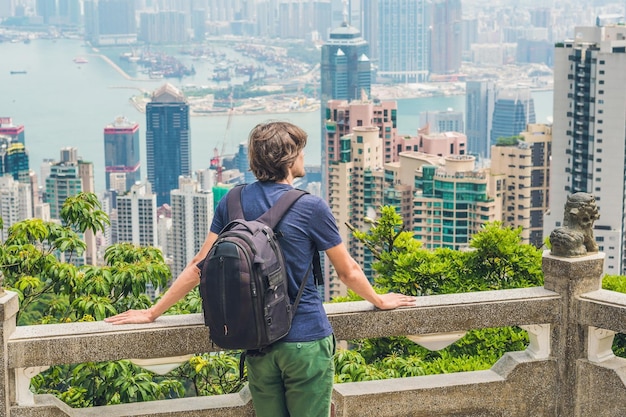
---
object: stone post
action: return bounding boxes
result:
[542,251,604,417]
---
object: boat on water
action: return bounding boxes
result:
[73,57,88,64]
[10,70,27,75]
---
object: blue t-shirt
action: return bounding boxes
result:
[211,181,340,342]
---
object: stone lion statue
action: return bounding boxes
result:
[550,193,600,257]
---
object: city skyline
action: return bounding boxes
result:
[0,3,623,277]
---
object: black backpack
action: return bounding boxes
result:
[199,185,318,351]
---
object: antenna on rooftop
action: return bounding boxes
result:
[342,0,349,24]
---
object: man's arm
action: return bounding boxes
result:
[325,243,416,310]
[105,231,220,324]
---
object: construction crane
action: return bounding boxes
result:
[210,96,234,184]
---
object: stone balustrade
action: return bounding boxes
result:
[1,251,626,416]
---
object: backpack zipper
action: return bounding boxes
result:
[219,255,228,336]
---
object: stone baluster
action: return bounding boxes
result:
[0,270,20,416]
[542,251,605,417]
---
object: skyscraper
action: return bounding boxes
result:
[419,109,464,134]
[169,177,213,278]
[321,22,371,106]
[0,138,29,183]
[324,99,420,298]
[325,99,398,165]
[491,124,551,247]
[465,80,496,159]
[116,180,158,247]
[45,147,96,265]
[104,116,141,193]
[490,87,536,154]
[378,0,429,82]
[409,154,502,250]
[0,117,25,145]
[430,0,462,75]
[36,0,56,24]
[359,0,379,62]
[84,0,137,45]
[320,22,371,199]
[545,25,626,274]
[328,126,385,297]
[0,175,32,242]
[146,83,191,207]
[139,11,189,44]
[235,143,255,184]
[45,147,82,220]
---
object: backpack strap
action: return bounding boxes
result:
[227,184,323,301]
[257,189,308,229]
[226,184,246,222]
[226,184,307,229]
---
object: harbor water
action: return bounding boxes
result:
[0,38,553,193]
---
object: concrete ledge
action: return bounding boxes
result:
[8,314,216,368]
[332,351,557,417]
[11,389,254,417]
[578,290,626,334]
[8,288,561,369]
[327,287,561,340]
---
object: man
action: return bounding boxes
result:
[106,121,416,416]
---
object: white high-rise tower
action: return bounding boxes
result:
[544,25,626,274]
[169,177,213,278]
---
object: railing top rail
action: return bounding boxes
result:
[8,287,561,369]
[578,289,626,334]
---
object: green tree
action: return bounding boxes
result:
[341,206,544,381]
[1,192,195,407]
[601,275,626,358]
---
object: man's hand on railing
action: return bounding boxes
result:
[104,307,157,324]
[374,292,418,310]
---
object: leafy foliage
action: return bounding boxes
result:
[0,195,170,325]
[0,193,186,406]
[170,352,246,396]
[495,135,523,146]
[31,361,185,407]
[337,206,545,383]
[602,275,626,358]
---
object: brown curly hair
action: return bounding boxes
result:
[248,121,307,182]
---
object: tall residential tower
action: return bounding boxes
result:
[321,22,371,199]
[321,23,371,106]
[544,25,626,274]
[490,87,536,153]
[146,84,191,207]
[465,80,496,159]
[378,0,429,82]
[104,116,141,193]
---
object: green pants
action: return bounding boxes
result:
[246,334,335,417]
